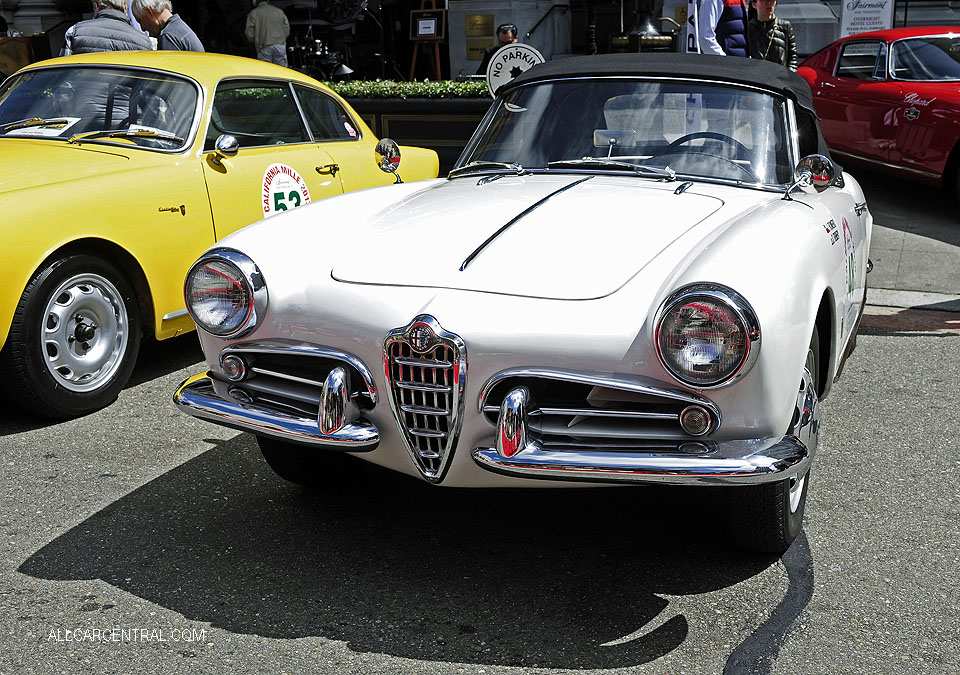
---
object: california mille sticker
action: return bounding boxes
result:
[262,163,311,217]
[823,219,839,245]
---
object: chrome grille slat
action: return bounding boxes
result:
[482,405,678,420]
[241,379,321,405]
[410,428,447,438]
[395,381,452,393]
[394,356,453,368]
[401,404,449,416]
[251,366,325,389]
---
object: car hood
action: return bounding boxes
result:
[330,174,729,300]
[0,139,131,194]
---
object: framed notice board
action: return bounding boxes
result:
[410,9,446,40]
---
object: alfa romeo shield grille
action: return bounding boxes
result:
[384,315,466,482]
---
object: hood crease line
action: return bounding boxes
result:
[458,175,593,272]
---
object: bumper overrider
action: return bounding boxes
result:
[173,362,819,486]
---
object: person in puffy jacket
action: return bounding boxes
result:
[748,0,798,71]
[697,0,750,57]
[61,0,153,55]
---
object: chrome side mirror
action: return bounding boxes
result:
[375,137,402,183]
[783,153,837,200]
[211,134,239,166]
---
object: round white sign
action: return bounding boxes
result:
[262,163,311,218]
[485,43,545,98]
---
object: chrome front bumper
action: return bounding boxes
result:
[472,435,812,485]
[173,373,379,449]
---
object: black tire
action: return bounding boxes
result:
[257,435,361,486]
[0,255,141,419]
[727,326,819,554]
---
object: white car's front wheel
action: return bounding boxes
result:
[727,327,819,554]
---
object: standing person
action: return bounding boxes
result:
[748,0,798,71]
[245,0,289,67]
[697,0,750,57]
[476,22,519,75]
[61,0,154,55]
[132,0,204,51]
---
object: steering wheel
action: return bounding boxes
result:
[662,131,752,160]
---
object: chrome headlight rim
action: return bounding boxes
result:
[654,283,761,390]
[184,248,267,338]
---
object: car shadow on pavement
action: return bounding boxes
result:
[19,434,798,670]
[0,333,203,436]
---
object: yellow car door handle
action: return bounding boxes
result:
[316,164,340,176]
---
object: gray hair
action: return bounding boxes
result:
[131,0,172,16]
[96,0,130,12]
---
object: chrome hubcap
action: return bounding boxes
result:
[42,273,129,392]
[788,471,807,513]
[788,344,817,514]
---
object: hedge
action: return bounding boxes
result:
[324,79,488,99]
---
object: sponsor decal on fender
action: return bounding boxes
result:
[823,219,840,245]
[903,93,935,106]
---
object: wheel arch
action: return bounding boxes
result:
[814,288,834,400]
[943,136,960,197]
[36,238,155,340]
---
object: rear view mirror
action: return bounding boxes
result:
[594,129,638,149]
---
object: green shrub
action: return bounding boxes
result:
[325,79,488,99]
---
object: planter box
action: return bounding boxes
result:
[345,97,493,174]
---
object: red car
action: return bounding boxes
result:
[799,27,960,194]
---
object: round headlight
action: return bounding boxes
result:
[656,285,759,388]
[185,251,265,337]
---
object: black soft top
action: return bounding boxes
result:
[506,52,817,116]
[505,52,829,158]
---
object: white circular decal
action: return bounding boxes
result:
[486,43,545,98]
[262,163,311,218]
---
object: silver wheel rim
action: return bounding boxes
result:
[789,344,816,514]
[788,472,807,513]
[41,272,129,393]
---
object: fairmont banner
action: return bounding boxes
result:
[840,0,895,38]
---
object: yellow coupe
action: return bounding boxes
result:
[0,51,438,419]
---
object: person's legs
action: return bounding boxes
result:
[257,44,288,67]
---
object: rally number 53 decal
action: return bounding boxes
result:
[262,163,312,217]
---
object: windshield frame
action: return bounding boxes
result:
[889,33,960,82]
[0,63,205,154]
[453,75,799,191]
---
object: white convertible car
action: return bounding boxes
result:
[174,54,872,553]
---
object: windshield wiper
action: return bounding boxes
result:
[448,161,528,178]
[546,158,676,180]
[1,117,72,133]
[68,128,184,145]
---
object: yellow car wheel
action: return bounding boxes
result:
[0,254,141,419]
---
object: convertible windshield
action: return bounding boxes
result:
[0,66,198,150]
[891,36,960,81]
[458,79,793,185]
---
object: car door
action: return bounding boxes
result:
[201,79,345,241]
[814,40,900,162]
[887,36,957,178]
[291,84,396,193]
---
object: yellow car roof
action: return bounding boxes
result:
[20,51,329,92]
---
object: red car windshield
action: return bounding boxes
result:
[891,36,960,81]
